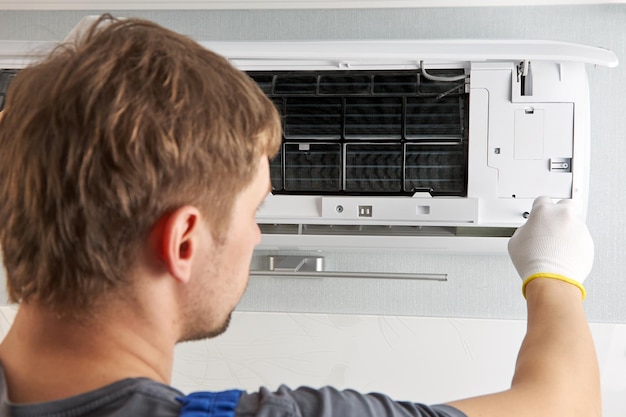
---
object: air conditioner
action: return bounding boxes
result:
[201,39,617,254]
[0,34,617,254]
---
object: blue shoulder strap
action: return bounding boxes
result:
[177,389,243,417]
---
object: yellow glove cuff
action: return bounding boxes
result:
[522,273,586,300]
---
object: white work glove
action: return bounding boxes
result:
[507,196,594,299]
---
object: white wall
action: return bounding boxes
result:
[1,307,625,416]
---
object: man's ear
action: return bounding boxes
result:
[155,206,202,284]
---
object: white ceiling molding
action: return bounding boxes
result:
[0,0,624,11]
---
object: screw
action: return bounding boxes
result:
[336,205,344,213]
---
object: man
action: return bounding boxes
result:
[0,15,600,417]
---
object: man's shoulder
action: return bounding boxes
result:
[1,373,183,417]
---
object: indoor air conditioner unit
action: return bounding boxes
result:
[0,32,618,254]
[202,40,617,254]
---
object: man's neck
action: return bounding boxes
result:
[0,301,175,404]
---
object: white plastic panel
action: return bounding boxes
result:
[204,39,618,69]
[0,39,617,69]
[468,61,585,225]
[0,41,56,68]
[258,234,510,253]
[494,103,573,199]
[257,195,479,226]
[514,109,545,160]
[320,196,479,224]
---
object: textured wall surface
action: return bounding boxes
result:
[0,5,624,323]
[1,307,625,416]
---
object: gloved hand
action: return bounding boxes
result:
[507,196,594,299]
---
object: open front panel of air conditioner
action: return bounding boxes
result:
[0,37,618,254]
[214,40,617,253]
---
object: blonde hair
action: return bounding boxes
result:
[0,15,281,316]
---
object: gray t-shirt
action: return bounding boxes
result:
[0,365,467,417]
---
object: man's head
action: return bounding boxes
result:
[0,15,281,318]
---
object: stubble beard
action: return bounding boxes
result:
[176,241,251,344]
[178,309,233,343]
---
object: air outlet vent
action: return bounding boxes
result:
[0,69,18,111]
[248,69,469,197]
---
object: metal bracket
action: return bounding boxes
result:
[252,255,447,281]
[550,157,572,173]
[268,255,324,272]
